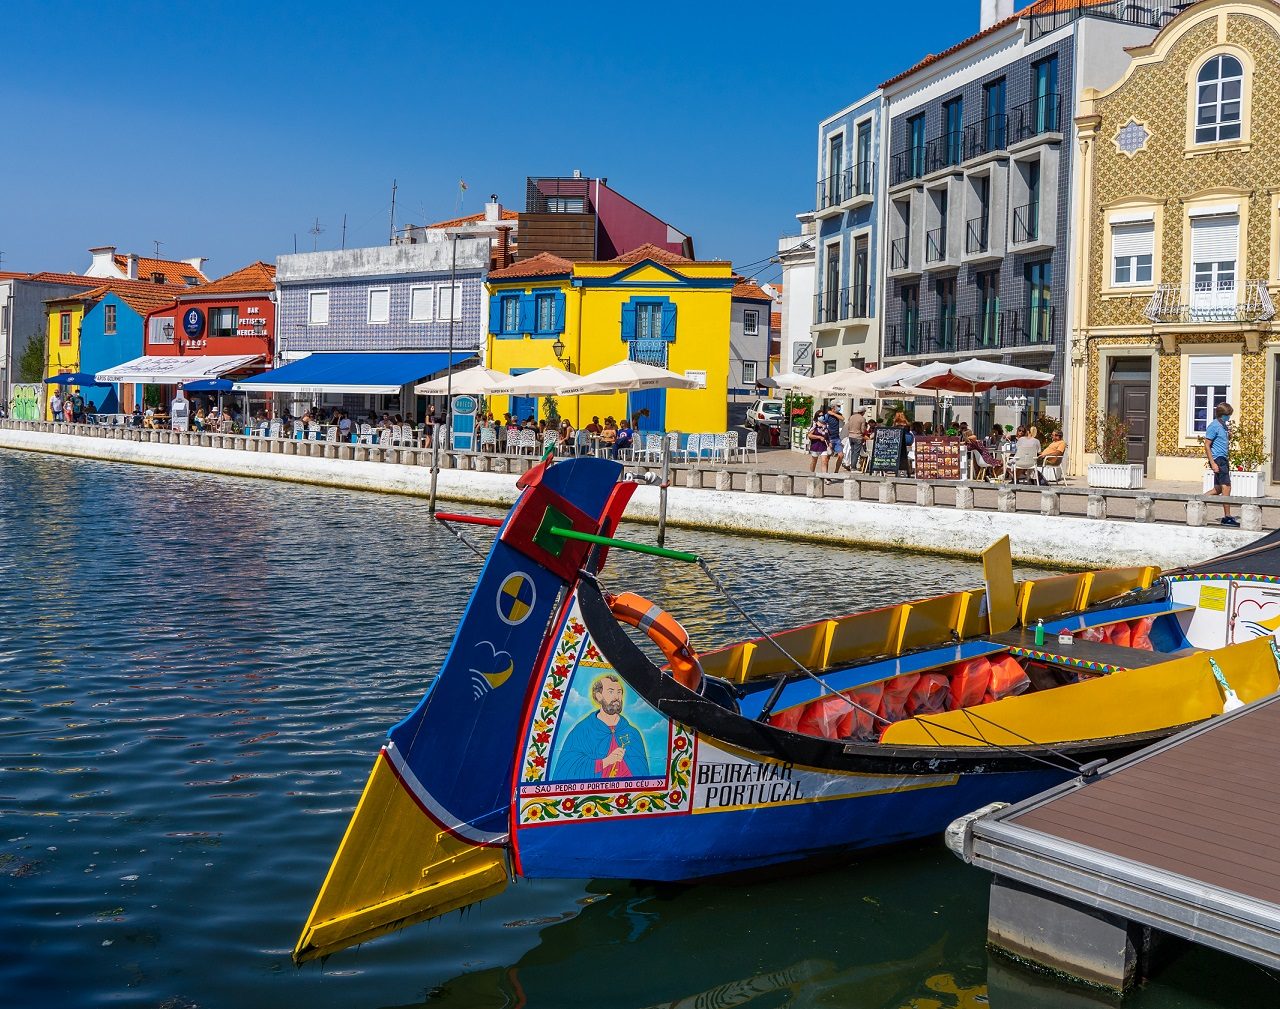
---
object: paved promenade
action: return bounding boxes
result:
[0,421,1256,570]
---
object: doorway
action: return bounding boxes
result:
[1106,357,1151,469]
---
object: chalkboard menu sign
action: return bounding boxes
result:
[913,435,964,480]
[868,426,906,475]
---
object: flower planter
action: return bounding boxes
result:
[1086,463,1145,489]
[1202,467,1267,497]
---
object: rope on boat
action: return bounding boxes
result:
[436,516,488,560]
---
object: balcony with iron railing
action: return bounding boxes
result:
[1003,305,1056,346]
[932,314,960,354]
[525,177,595,214]
[886,321,923,357]
[959,311,1006,352]
[924,132,965,176]
[925,227,947,265]
[1143,280,1277,325]
[1012,201,1040,246]
[816,162,874,213]
[890,148,926,187]
[890,237,913,273]
[962,114,1008,161]
[1010,94,1062,146]
[813,284,872,325]
[965,216,989,256]
[1027,0,1184,41]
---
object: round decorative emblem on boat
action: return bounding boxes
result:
[497,572,536,626]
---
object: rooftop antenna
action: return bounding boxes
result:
[153,240,164,258]
[341,213,347,250]
[309,217,325,251]
[0,251,5,269]
[389,179,398,244]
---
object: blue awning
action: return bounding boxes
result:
[232,352,476,395]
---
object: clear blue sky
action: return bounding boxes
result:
[4,1,981,284]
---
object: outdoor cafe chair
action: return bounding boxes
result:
[680,434,701,462]
[269,420,283,439]
[702,433,725,461]
[735,430,758,463]
[479,427,497,452]
[722,431,739,461]
[541,432,558,456]
[640,433,663,463]
[325,426,338,443]
[357,423,374,445]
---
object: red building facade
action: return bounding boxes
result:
[142,261,276,369]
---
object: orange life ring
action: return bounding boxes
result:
[607,591,704,693]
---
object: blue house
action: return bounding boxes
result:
[811,89,884,377]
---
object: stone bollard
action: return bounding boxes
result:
[1185,499,1207,526]
[476,455,492,473]
[955,486,974,510]
[775,474,794,495]
[916,483,935,507]
[491,456,508,474]
[325,442,338,460]
[843,479,859,501]
[715,470,733,491]
[997,487,1017,513]
[1242,503,1264,532]
[684,468,701,489]
[341,444,356,461]
[1040,491,1060,516]
[806,476,823,498]
[1134,496,1155,523]
[744,471,761,493]
[1087,494,1107,520]
[878,480,896,505]
[283,440,297,456]
[440,451,454,469]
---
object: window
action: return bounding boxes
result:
[901,284,919,353]
[824,360,838,375]
[308,290,329,325]
[1187,356,1232,436]
[546,196,585,212]
[1112,221,1154,286]
[828,134,843,181]
[59,312,71,346]
[209,306,238,337]
[936,277,957,350]
[855,121,872,192]
[0,301,8,335]
[909,114,927,178]
[149,316,174,345]
[852,236,870,317]
[984,78,1007,150]
[636,302,663,340]
[743,361,758,385]
[744,310,759,336]
[977,271,1000,347]
[367,287,390,324]
[943,97,964,165]
[1195,55,1243,144]
[536,293,555,333]
[500,295,520,333]
[1025,261,1053,344]
[103,303,116,334]
[410,285,434,322]
[1190,213,1240,319]
[1033,55,1059,132]
[823,242,841,319]
[437,283,463,322]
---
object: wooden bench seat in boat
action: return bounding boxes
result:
[986,628,1170,671]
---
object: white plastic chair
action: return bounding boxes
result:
[722,431,739,461]
[681,434,701,462]
[357,423,374,445]
[325,426,338,443]
[480,427,497,452]
[735,430,758,463]
[640,434,662,462]
[702,433,725,461]
[268,420,283,439]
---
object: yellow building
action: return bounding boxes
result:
[44,293,87,418]
[1071,0,1280,485]
[484,244,733,433]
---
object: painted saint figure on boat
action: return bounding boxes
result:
[554,673,651,779]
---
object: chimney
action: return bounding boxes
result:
[485,197,500,222]
[980,0,1014,30]
[496,226,514,270]
[126,253,139,280]
[572,169,582,179]
[87,245,117,277]
[182,256,207,276]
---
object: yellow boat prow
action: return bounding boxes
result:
[293,749,509,963]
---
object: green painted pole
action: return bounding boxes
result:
[548,526,699,564]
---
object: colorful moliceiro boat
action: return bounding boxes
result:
[294,456,1280,962]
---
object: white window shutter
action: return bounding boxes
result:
[1191,215,1239,262]
[1188,355,1232,387]
[368,288,390,323]
[1112,222,1153,259]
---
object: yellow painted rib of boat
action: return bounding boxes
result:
[293,750,509,963]
[880,635,1280,748]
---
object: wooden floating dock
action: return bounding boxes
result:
[947,692,1280,992]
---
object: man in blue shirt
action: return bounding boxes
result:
[1204,401,1238,526]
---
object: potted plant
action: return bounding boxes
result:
[785,392,814,453]
[1087,413,1144,489]
[1209,420,1270,497]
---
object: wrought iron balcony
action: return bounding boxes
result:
[1012,201,1040,245]
[1143,281,1277,325]
[1010,94,1062,144]
[958,311,1005,351]
[818,162,874,210]
[890,149,926,187]
[925,227,947,264]
[1028,0,1183,42]
[816,169,847,210]
[963,114,1008,160]
[813,284,872,325]
[966,216,989,255]
[932,314,960,353]
[890,237,912,272]
[1004,305,1056,346]
[850,161,874,200]
[924,132,964,175]
[886,321,923,357]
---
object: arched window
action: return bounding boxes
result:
[1195,55,1243,144]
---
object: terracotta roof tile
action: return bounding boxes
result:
[24,272,104,288]
[608,243,695,266]
[46,276,184,315]
[731,280,773,302]
[879,0,1105,89]
[183,261,276,296]
[488,251,574,280]
[771,311,782,332]
[112,254,207,285]
[425,209,520,230]
[0,270,32,280]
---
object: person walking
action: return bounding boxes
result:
[806,408,830,473]
[822,404,845,477]
[845,407,867,472]
[1204,402,1238,526]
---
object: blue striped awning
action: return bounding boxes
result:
[233,352,475,395]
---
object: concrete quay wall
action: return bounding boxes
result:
[0,425,1250,569]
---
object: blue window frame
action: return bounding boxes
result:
[621,297,676,343]
[502,295,520,333]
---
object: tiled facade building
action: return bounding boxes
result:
[1072,0,1280,482]
[877,0,1159,433]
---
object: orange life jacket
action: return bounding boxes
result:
[607,592,704,693]
[1108,621,1131,648]
[880,674,919,723]
[906,672,950,715]
[836,685,884,741]
[1130,616,1154,650]
[797,693,849,740]
[768,705,804,733]
[984,654,1030,702]
[949,657,992,710]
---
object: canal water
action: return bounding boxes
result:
[1,451,1275,1009]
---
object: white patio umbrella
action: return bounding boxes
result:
[558,360,699,396]
[766,370,812,389]
[793,365,878,397]
[413,365,507,396]
[483,365,577,397]
[879,359,1053,393]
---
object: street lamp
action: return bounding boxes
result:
[551,338,573,373]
